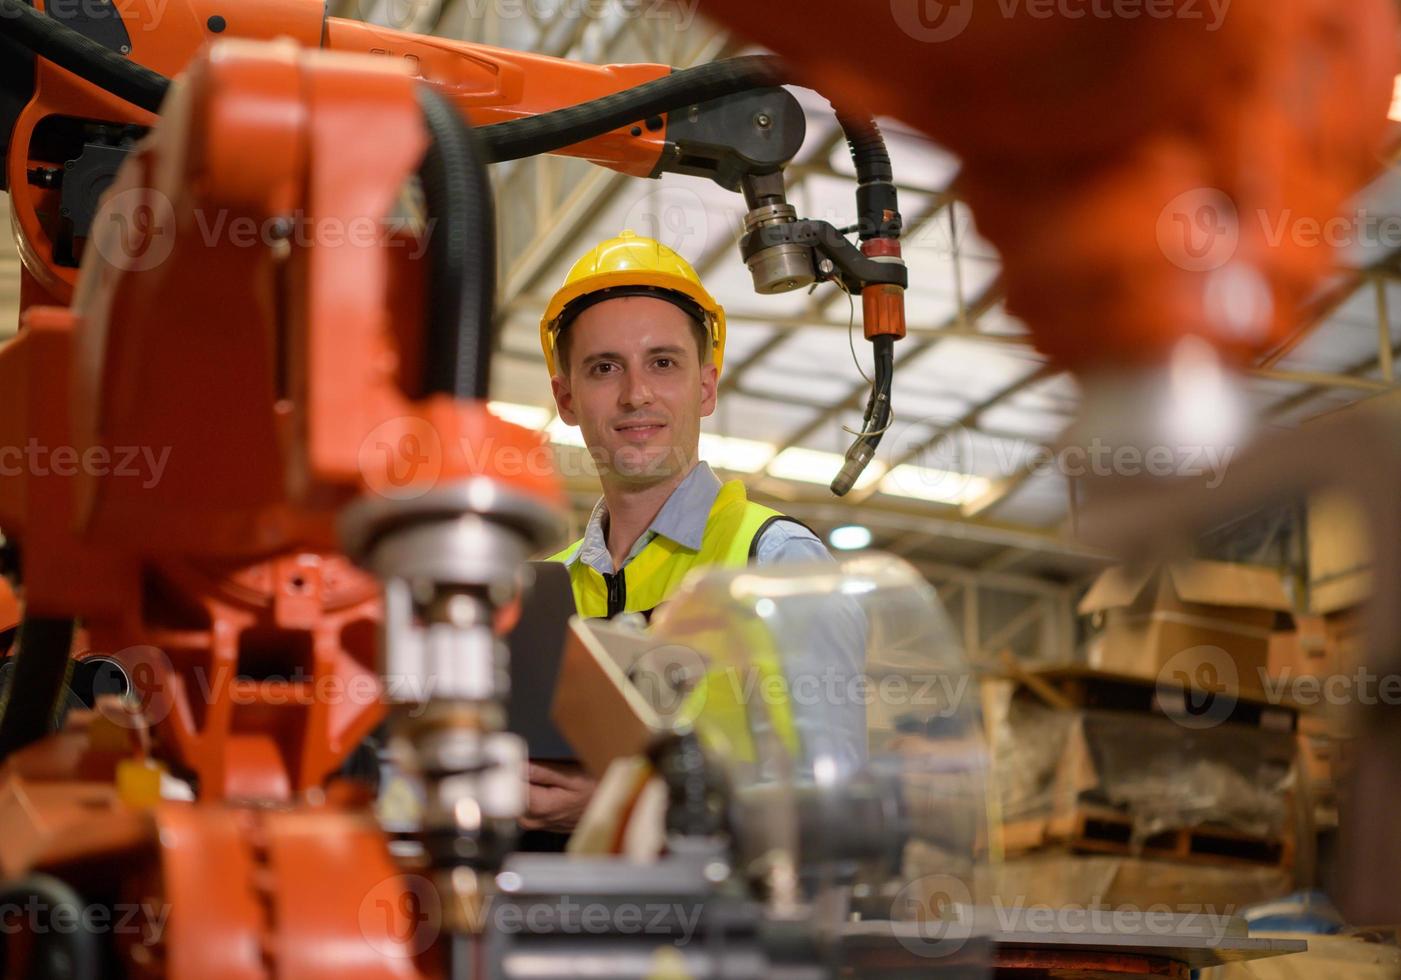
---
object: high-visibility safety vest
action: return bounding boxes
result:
[548,479,807,762]
[548,479,797,620]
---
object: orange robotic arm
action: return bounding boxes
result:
[1,0,800,310]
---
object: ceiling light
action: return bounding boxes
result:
[488,400,552,431]
[767,447,886,490]
[700,433,776,473]
[879,464,990,506]
[545,415,586,448]
[828,525,873,550]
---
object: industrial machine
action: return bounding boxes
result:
[0,1,927,975]
[0,0,1395,975]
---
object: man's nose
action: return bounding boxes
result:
[621,369,654,408]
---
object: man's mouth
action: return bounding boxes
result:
[614,421,667,439]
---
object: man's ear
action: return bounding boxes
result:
[699,361,718,418]
[551,373,579,425]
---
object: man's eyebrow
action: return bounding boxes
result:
[580,345,688,365]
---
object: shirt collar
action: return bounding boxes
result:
[566,461,723,572]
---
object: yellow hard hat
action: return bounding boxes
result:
[539,230,727,378]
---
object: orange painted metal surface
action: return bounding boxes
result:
[0,40,570,810]
[699,0,1399,370]
[4,0,667,311]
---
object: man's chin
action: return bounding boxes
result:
[607,444,689,483]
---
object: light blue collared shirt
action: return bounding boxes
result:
[562,461,832,576]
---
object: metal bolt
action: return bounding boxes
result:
[818,258,835,276]
[119,44,130,54]
[754,112,772,130]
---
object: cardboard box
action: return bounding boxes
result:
[1322,605,1367,678]
[1268,615,1330,680]
[1079,562,1293,695]
[1307,489,1371,615]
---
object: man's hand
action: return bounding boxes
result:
[521,761,597,833]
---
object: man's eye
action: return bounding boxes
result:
[591,362,616,376]
[654,358,674,369]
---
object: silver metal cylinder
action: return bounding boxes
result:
[742,201,815,295]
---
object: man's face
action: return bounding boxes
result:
[551,295,717,487]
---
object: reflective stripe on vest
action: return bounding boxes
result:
[547,480,786,619]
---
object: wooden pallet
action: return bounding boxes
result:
[1002,806,1294,870]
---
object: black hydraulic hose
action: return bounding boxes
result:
[0,0,168,113]
[0,616,74,761]
[0,874,100,979]
[0,0,788,166]
[417,86,495,400]
[831,335,894,497]
[475,54,786,162]
[834,110,899,242]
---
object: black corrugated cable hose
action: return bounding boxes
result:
[418,86,496,400]
[834,109,900,241]
[474,53,786,161]
[0,616,75,761]
[0,873,101,979]
[0,0,167,112]
[0,3,789,160]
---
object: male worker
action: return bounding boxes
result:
[521,230,860,835]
